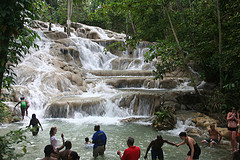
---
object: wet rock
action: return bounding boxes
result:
[45,96,105,118]
[159,79,178,89]
[192,113,219,128]
[87,31,100,39]
[120,117,153,123]
[197,81,216,90]
[44,31,67,40]
[185,128,202,136]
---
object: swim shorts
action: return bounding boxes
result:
[151,148,163,159]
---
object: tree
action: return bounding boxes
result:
[0,0,43,97]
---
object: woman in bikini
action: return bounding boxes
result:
[176,132,201,160]
[227,107,239,151]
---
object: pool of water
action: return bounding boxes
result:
[0,117,231,160]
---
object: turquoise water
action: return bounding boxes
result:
[0,117,231,160]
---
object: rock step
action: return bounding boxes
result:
[87,70,154,77]
[45,91,194,118]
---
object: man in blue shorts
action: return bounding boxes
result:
[202,124,222,147]
[144,135,176,160]
[92,125,107,158]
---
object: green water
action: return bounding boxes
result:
[0,118,231,160]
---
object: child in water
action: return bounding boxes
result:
[85,137,94,149]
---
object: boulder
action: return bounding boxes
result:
[87,31,100,39]
[44,31,67,40]
[192,113,219,128]
[159,79,178,89]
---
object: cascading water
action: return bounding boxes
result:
[0,21,231,160]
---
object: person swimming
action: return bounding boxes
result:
[85,137,94,149]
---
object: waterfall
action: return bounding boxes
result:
[10,21,195,121]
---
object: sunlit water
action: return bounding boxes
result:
[0,117,231,160]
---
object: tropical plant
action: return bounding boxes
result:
[0,129,30,160]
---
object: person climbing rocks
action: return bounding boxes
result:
[14,96,30,120]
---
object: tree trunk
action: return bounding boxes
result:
[217,0,222,89]
[0,31,10,97]
[76,3,78,23]
[48,0,53,31]
[128,12,136,35]
[126,15,129,40]
[175,0,208,74]
[67,0,72,36]
[164,5,201,95]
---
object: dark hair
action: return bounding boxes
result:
[65,140,72,149]
[32,114,36,119]
[127,137,134,146]
[20,97,25,100]
[85,137,89,142]
[70,151,80,160]
[50,127,57,137]
[44,145,54,156]
[179,132,187,137]
[94,125,100,131]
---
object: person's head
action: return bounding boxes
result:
[127,137,134,147]
[232,107,237,113]
[32,114,36,119]
[210,124,216,130]
[179,132,187,140]
[44,145,54,157]
[68,151,80,160]
[50,127,57,137]
[85,137,89,142]
[20,97,25,100]
[65,140,72,149]
[94,125,100,131]
[157,135,163,142]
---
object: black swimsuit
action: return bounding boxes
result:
[187,143,201,159]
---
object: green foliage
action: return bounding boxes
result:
[145,40,182,79]
[0,102,12,124]
[154,108,173,125]
[0,129,30,160]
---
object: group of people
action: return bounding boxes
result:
[42,124,107,160]
[44,126,80,160]
[117,132,201,160]
[16,97,240,159]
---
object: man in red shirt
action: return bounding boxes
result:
[117,137,141,160]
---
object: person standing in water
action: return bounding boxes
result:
[92,124,107,158]
[14,96,30,120]
[50,127,65,154]
[176,132,201,160]
[117,136,141,160]
[227,107,239,151]
[27,114,43,136]
[144,135,177,160]
[58,140,72,160]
